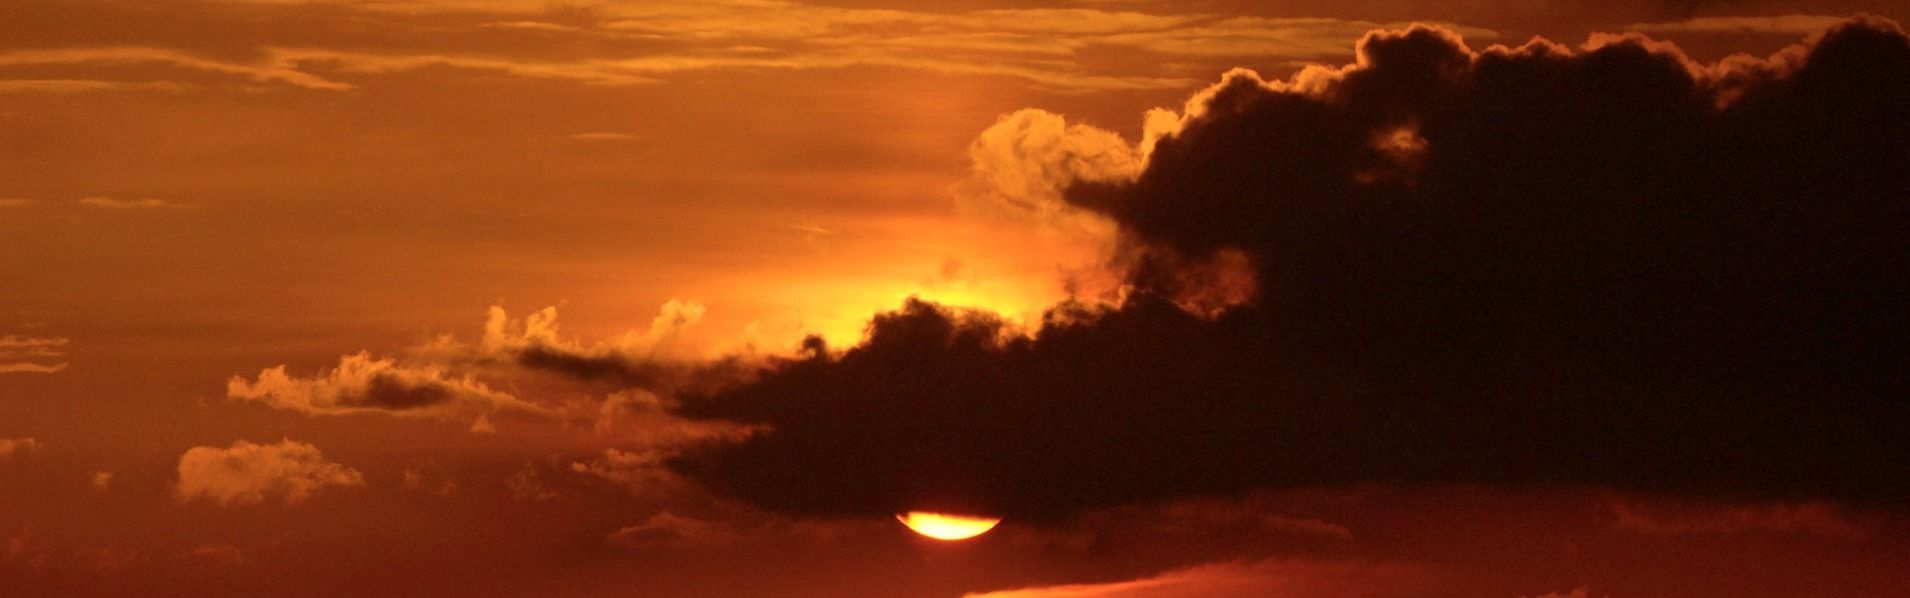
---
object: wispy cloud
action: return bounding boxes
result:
[1628,15,1854,35]
[77,197,175,209]
[0,80,191,94]
[565,132,641,141]
[0,335,68,374]
[0,46,353,91]
[0,3,1496,94]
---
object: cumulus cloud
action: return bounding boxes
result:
[673,17,1910,521]
[226,351,542,421]
[174,439,364,507]
[407,302,718,387]
[958,108,1148,225]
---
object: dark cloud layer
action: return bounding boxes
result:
[672,17,1910,522]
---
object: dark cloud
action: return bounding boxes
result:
[672,17,1910,522]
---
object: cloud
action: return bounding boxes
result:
[1609,498,1867,537]
[0,80,191,94]
[964,559,1427,598]
[1522,588,1601,598]
[174,439,364,507]
[0,46,352,91]
[0,362,66,374]
[956,109,1144,234]
[0,3,1500,93]
[672,17,1910,521]
[417,302,721,387]
[0,437,41,459]
[76,196,175,209]
[505,463,560,502]
[90,472,112,491]
[0,335,68,374]
[184,544,246,567]
[226,351,543,421]
[604,511,741,549]
[1628,15,1855,35]
[401,460,458,496]
[565,132,640,141]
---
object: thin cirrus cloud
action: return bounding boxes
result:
[668,17,1910,522]
[76,197,175,209]
[0,334,68,374]
[1627,14,1856,35]
[0,1,1497,94]
[0,79,190,94]
[0,46,353,91]
[173,439,364,507]
[964,558,1431,598]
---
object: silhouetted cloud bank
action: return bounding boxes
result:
[673,17,1909,521]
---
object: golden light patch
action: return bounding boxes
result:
[895,511,1002,541]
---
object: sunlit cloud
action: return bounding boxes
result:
[174,439,364,507]
[965,559,1428,598]
[226,351,543,422]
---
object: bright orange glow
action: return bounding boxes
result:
[895,511,1002,541]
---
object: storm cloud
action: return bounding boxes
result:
[671,17,1910,521]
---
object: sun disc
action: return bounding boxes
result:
[896,511,1001,541]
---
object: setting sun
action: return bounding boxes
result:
[896,512,1003,541]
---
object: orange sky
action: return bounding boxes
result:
[4,1,1910,596]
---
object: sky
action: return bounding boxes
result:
[3,1,1909,596]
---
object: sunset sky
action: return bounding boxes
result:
[4,1,1909,596]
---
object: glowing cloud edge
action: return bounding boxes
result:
[895,511,1003,541]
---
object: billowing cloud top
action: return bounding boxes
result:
[671,17,1910,521]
